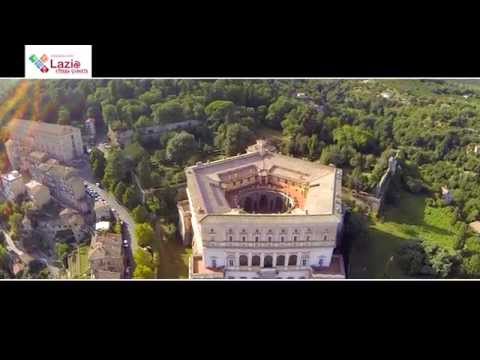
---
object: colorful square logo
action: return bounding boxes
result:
[30,54,49,73]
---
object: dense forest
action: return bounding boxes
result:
[3,79,480,277]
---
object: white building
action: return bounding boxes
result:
[441,186,453,205]
[89,232,123,279]
[95,221,111,232]
[25,180,51,208]
[59,208,87,242]
[30,160,87,212]
[180,140,345,279]
[1,170,26,202]
[5,118,84,170]
[37,207,87,243]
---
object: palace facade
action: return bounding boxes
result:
[179,140,345,279]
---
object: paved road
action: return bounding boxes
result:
[85,181,137,250]
[77,159,137,278]
[76,159,137,251]
[2,229,61,277]
[2,229,33,264]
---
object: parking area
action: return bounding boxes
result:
[84,181,133,278]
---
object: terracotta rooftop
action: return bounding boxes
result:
[192,256,224,275]
[186,140,342,220]
[8,118,79,137]
[89,232,122,259]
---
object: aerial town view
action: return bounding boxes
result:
[1,79,480,279]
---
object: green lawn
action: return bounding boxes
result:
[349,192,460,278]
[67,245,90,279]
[156,240,192,279]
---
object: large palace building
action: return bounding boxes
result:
[179,140,346,279]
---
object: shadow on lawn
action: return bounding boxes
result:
[349,225,411,279]
[382,192,455,238]
[156,240,192,279]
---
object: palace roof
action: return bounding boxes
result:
[186,140,342,220]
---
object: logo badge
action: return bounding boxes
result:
[30,54,49,73]
[25,45,92,79]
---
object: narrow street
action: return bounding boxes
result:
[76,158,137,277]
[2,229,33,264]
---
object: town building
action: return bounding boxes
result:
[94,201,112,222]
[59,208,87,242]
[37,207,87,243]
[88,232,124,279]
[1,170,26,202]
[5,118,84,170]
[180,139,345,279]
[30,160,87,212]
[441,186,453,205]
[95,221,112,233]
[466,144,480,155]
[25,180,51,209]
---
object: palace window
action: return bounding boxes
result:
[211,258,217,268]
[227,256,235,268]
[293,236,297,242]
[306,236,310,241]
[276,255,285,266]
[264,255,273,268]
[301,256,309,267]
[239,255,248,266]
[252,255,261,266]
[318,256,326,266]
[268,236,272,242]
[242,236,246,242]
[323,235,328,241]
[280,236,284,242]
[229,236,233,242]
[288,255,298,266]
[255,236,259,242]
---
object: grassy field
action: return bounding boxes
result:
[156,240,192,279]
[67,245,90,278]
[349,191,460,278]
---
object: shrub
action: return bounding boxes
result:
[397,241,425,275]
